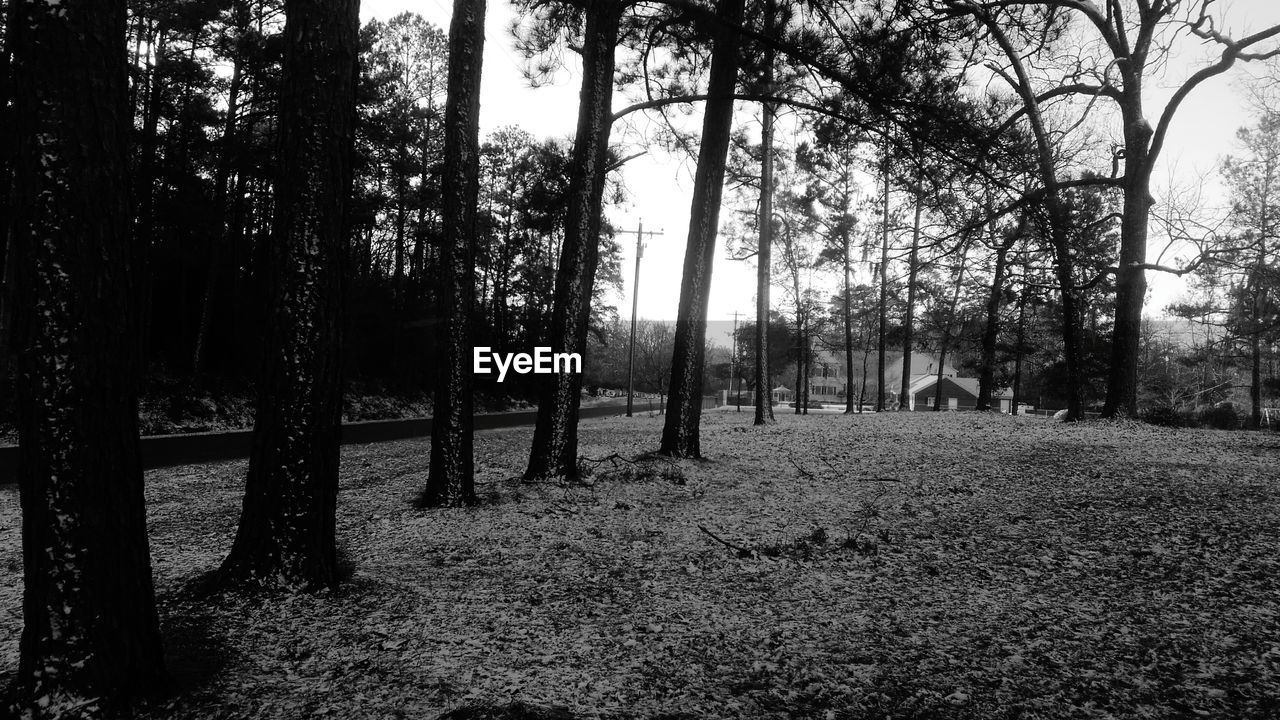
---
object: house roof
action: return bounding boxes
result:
[805,350,957,384]
[909,375,980,397]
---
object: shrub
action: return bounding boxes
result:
[788,400,825,410]
[1197,402,1241,430]
[1141,405,1186,428]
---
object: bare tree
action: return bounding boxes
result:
[933,0,1280,417]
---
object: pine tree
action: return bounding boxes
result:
[216,0,359,590]
[7,0,167,712]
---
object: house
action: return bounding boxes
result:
[907,374,1018,412]
[908,375,978,410]
[793,350,959,407]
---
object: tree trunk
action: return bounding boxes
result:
[860,348,870,412]
[752,10,776,427]
[801,323,810,414]
[1103,97,1154,418]
[876,130,890,411]
[1,0,14,373]
[216,0,358,590]
[412,115,432,295]
[979,20,1083,420]
[524,2,620,480]
[8,0,167,712]
[193,27,247,375]
[1045,207,1086,420]
[976,218,1021,410]
[660,0,745,457]
[134,22,166,359]
[842,238,855,413]
[933,243,969,411]
[793,318,803,415]
[394,143,408,303]
[899,184,923,410]
[1011,282,1029,415]
[421,0,484,507]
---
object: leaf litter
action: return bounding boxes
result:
[0,411,1277,718]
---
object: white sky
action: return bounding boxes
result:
[362,0,1280,342]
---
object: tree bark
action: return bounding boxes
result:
[0,0,14,379]
[216,0,359,590]
[660,0,746,457]
[876,130,891,411]
[842,235,855,413]
[793,322,803,414]
[1103,101,1153,418]
[899,183,923,410]
[525,1,620,480]
[421,0,485,507]
[1011,284,1028,416]
[8,0,167,712]
[394,143,408,304]
[976,216,1022,410]
[933,243,969,411]
[753,5,776,427]
[801,323,810,414]
[412,115,433,295]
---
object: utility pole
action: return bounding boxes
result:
[622,221,663,417]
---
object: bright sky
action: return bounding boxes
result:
[361,0,1280,342]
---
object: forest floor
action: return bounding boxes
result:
[1,412,1278,719]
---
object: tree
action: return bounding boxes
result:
[420,0,485,507]
[660,0,747,458]
[216,0,359,590]
[752,0,780,425]
[7,0,167,713]
[821,283,880,410]
[734,314,792,396]
[525,0,625,480]
[1172,109,1280,427]
[975,213,1026,410]
[801,128,863,414]
[1221,111,1280,428]
[191,0,253,375]
[1,0,15,378]
[634,320,677,406]
[929,5,1094,419]
[931,0,1280,417]
[899,164,926,411]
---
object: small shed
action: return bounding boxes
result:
[994,389,1017,413]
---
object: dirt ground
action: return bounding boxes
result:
[1,411,1277,719]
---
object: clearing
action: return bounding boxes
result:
[1,412,1277,719]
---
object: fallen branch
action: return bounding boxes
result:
[578,452,637,467]
[698,524,754,558]
[788,454,817,479]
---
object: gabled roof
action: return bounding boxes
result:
[909,375,980,397]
